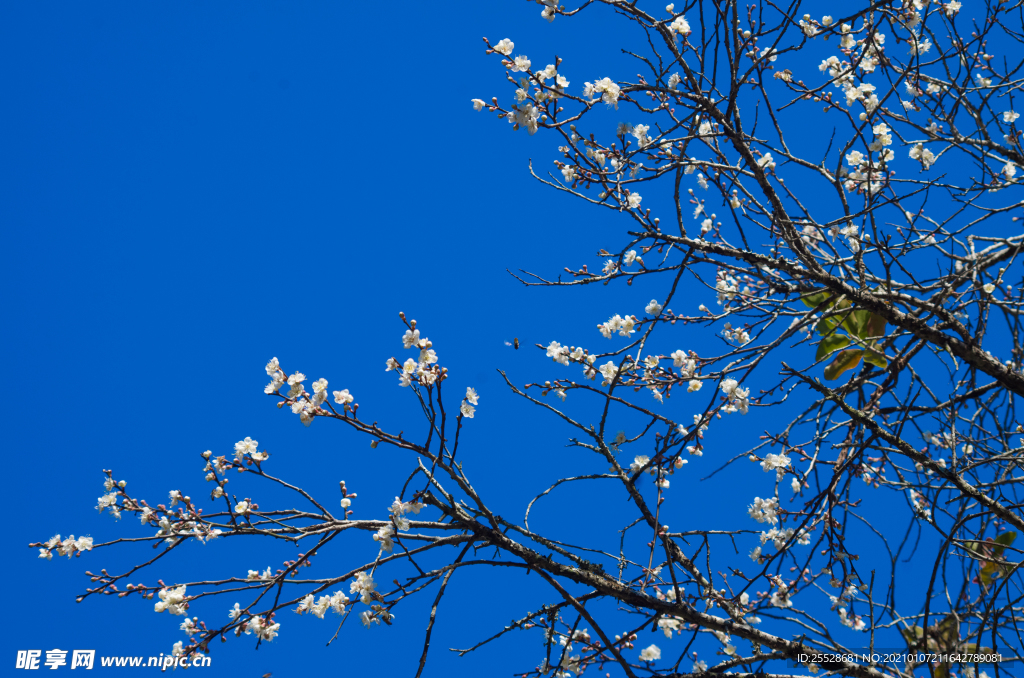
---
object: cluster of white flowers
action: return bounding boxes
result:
[598,314,637,339]
[838,606,867,631]
[583,77,621,108]
[507,101,541,135]
[629,455,657,477]
[670,349,698,377]
[349,571,377,605]
[909,489,932,519]
[461,386,479,418]
[669,14,691,36]
[537,0,557,22]
[841,131,894,195]
[722,323,751,346]
[247,567,273,581]
[598,361,621,386]
[761,526,811,551]
[96,491,119,518]
[265,357,350,427]
[832,222,861,253]
[716,271,741,305]
[373,495,426,553]
[748,496,780,524]
[546,340,571,365]
[294,590,350,619]
[770,582,793,608]
[244,615,280,641]
[264,357,286,394]
[720,378,750,415]
[797,13,828,37]
[373,523,395,553]
[657,616,685,638]
[389,496,425,529]
[154,585,188,616]
[759,452,791,473]
[909,143,936,170]
[383,322,442,390]
[38,533,94,561]
[234,436,267,463]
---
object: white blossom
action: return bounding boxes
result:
[493,39,514,56]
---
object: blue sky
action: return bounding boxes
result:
[2,2,963,675]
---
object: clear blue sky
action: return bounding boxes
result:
[2,2,946,675]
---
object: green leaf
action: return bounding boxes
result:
[817,334,851,361]
[864,310,887,340]
[816,312,846,336]
[900,625,924,646]
[936,614,959,648]
[842,309,871,337]
[863,348,889,370]
[979,532,1017,585]
[824,349,863,380]
[801,290,832,309]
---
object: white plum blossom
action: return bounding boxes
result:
[720,378,750,414]
[247,616,280,641]
[155,585,188,616]
[748,496,780,524]
[639,644,662,661]
[402,328,420,349]
[670,15,691,36]
[760,452,791,472]
[839,607,867,631]
[510,55,531,73]
[909,143,935,169]
[599,361,620,386]
[771,584,793,608]
[658,617,684,638]
[584,77,621,108]
[234,437,258,462]
[597,314,636,338]
[349,571,376,605]
[373,523,395,553]
[546,341,570,365]
[645,299,663,315]
[493,38,514,56]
